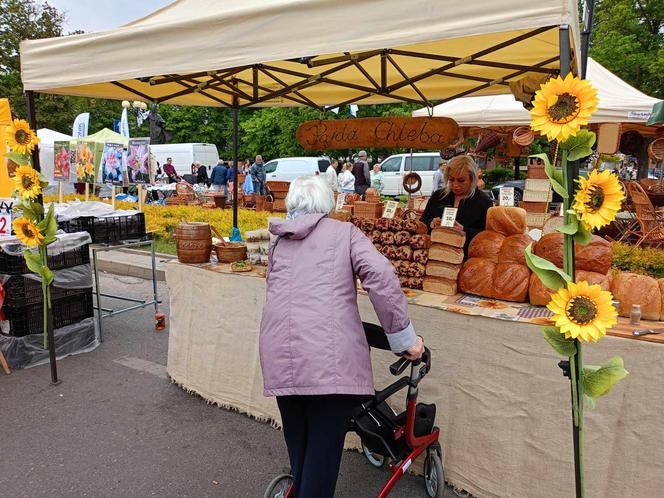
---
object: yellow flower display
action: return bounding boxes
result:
[530,73,598,142]
[573,170,625,230]
[13,165,42,200]
[6,118,40,155]
[13,217,45,247]
[547,281,617,342]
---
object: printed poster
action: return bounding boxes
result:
[127,138,150,184]
[100,142,126,185]
[75,141,98,184]
[53,140,72,181]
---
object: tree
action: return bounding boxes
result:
[590,0,664,98]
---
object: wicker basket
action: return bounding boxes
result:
[273,198,286,212]
[353,201,383,220]
[513,126,535,146]
[527,165,548,179]
[344,193,361,205]
[254,195,266,211]
[266,181,290,193]
[648,138,664,161]
[176,182,195,195]
[214,242,248,263]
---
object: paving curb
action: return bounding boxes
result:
[94,248,174,282]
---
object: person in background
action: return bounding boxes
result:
[352,150,371,196]
[338,163,355,194]
[227,162,236,201]
[432,160,445,194]
[196,162,209,185]
[163,157,179,183]
[210,159,228,194]
[325,160,339,192]
[370,163,384,195]
[243,166,255,195]
[260,175,423,498]
[191,162,197,175]
[250,155,266,195]
[420,154,493,258]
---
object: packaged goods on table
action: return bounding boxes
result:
[245,228,270,265]
[353,216,429,290]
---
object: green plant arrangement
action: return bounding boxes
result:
[6,117,57,348]
[525,73,628,498]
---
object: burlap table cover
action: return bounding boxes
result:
[166,262,663,498]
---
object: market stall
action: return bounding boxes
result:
[166,261,664,498]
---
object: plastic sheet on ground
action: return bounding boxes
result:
[0,317,98,370]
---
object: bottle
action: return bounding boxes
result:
[630,304,641,326]
[612,300,621,314]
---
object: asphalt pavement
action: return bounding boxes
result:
[1,272,459,498]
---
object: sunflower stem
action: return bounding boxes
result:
[553,142,559,168]
[562,149,585,498]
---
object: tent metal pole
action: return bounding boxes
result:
[560,24,582,498]
[232,97,239,229]
[25,90,59,385]
[580,0,596,79]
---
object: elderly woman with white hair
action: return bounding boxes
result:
[259,175,423,498]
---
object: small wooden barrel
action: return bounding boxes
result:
[176,222,212,264]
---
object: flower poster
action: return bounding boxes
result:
[127,138,150,184]
[75,141,97,184]
[53,141,71,181]
[100,142,126,185]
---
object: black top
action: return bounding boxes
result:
[420,188,494,257]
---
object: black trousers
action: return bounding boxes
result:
[276,394,362,498]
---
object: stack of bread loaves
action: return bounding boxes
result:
[245,228,270,266]
[423,228,466,295]
[458,207,533,302]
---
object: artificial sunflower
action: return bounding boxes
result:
[6,119,40,155]
[573,170,625,230]
[547,280,617,342]
[13,217,45,247]
[13,165,42,200]
[530,73,598,142]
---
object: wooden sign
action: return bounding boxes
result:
[296,117,458,150]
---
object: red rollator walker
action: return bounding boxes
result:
[264,323,444,498]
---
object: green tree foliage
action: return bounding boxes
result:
[590,0,664,98]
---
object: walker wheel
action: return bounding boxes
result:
[362,442,385,468]
[264,474,293,498]
[424,449,445,498]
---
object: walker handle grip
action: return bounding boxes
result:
[390,356,410,376]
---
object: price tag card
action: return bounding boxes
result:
[335,193,346,211]
[0,198,14,237]
[559,203,564,217]
[441,207,458,227]
[499,187,515,207]
[383,201,398,219]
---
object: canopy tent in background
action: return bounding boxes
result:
[37,128,72,144]
[412,58,661,126]
[36,128,74,194]
[20,0,580,109]
[83,128,129,147]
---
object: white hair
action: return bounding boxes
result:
[286,175,335,215]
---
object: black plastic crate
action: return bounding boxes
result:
[3,288,94,337]
[3,275,88,307]
[0,243,90,275]
[58,213,146,244]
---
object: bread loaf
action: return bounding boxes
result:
[458,258,497,297]
[529,270,611,307]
[428,244,464,264]
[575,236,612,275]
[423,276,458,295]
[410,234,432,250]
[659,279,664,321]
[493,263,530,302]
[498,233,534,266]
[468,231,505,260]
[611,271,661,320]
[431,227,466,248]
[425,260,462,280]
[486,206,527,236]
[534,233,612,274]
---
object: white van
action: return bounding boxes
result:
[380,152,441,196]
[150,143,220,176]
[264,156,331,182]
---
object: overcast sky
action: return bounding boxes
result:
[47,0,173,33]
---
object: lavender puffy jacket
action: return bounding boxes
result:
[259,214,416,397]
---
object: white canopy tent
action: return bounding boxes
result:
[412,58,659,125]
[21,0,580,109]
